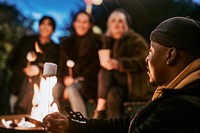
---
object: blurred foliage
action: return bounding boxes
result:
[0,2,34,69]
[0,2,34,115]
[0,41,12,69]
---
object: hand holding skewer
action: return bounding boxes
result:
[66,60,75,78]
[63,60,75,100]
[24,51,39,79]
[26,51,37,66]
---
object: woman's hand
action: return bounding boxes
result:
[63,76,75,86]
[43,112,68,133]
[101,59,113,70]
[63,76,74,100]
[23,65,40,77]
[102,58,119,70]
[63,88,68,100]
[110,58,119,70]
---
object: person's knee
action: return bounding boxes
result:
[67,84,81,98]
[67,86,78,94]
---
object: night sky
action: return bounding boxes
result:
[1,0,200,43]
[0,0,86,43]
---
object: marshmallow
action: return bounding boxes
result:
[26,51,37,62]
[66,60,75,68]
[43,62,57,77]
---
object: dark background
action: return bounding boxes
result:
[92,0,200,41]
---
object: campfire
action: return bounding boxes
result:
[31,76,58,122]
[0,62,58,132]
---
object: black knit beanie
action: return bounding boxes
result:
[150,17,200,54]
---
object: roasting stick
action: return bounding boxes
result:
[43,62,57,115]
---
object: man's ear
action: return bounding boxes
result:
[166,47,177,65]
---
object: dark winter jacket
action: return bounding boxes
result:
[67,79,200,133]
[58,31,102,100]
[103,30,154,101]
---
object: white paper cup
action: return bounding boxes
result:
[98,49,111,67]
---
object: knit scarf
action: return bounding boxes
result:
[152,58,200,101]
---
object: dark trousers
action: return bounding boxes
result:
[98,68,128,118]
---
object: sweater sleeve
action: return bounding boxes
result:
[68,116,132,133]
[65,105,132,133]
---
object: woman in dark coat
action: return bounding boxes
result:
[93,9,153,119]
[57,11,102,118]
[9,16,59,114]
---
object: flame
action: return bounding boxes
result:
[18,118,36,128]
[30,76,58,122]
[1,119,13,128]
[1,76,59,129]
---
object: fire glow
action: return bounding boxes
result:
[30,76,58,122]
[1,63,59,130]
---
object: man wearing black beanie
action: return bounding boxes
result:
[43,16,200,133]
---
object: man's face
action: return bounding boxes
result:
[39,19,54,38]
[73,13,91,36]
[146,41,170,86]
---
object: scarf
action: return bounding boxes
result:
[152,58,200,101]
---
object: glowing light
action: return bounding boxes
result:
[30,76,58,122]
[93,25,102,34]
[66,60,75,68]
[1,119,13,128]
[26,51,37,62]
[92,0,103,5]
[17,117,36,128]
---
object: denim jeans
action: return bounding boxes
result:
[67,82,88,118]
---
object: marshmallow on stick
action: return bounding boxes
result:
[26,51,37,66]
[66,60,75,77]
[43,62,57,77]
